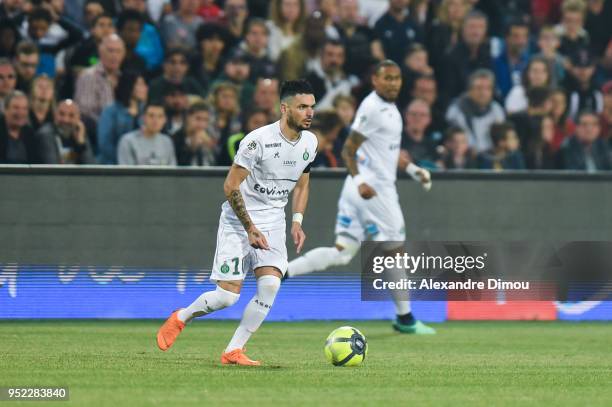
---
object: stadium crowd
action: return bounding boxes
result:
[0,0,610,171]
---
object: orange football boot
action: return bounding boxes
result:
[221,349,261,366]
[156,310,185,351]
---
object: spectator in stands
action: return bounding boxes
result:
[22,6,83,77]
[310,110,343,168]
[116,10,146,75]
[559,109,610,171]
[0,58,17,112]
[28,75,55,131]
[217,108,268,166]
[550,87,575,151]
[160,0,203,49]
[75,34,125,122]
[441,10,492,101]
[174,101,216,166]
[0,90,37,163]
[398,43,433,111]
[13,41,39,93]
[36,99,95,164]
[314,0,338,39]
[121,0,165,72]
[556,0,590,58]
[373,0,422,65]
[0,0,24,24]
[535,26,566,86]
[69,13,115,73]
[192,23,230,95]
[493,19,531,99]
[427,0,470,73]
[600,81,612,140]
[506,56,553,114]
[162,84,189,136]
[330,93,355,164]
[148,49,204,104]
[478,121,526,170]
[438,126,477,170]
[212,52,254,110]
[252,77,280,121]
[97,71,147,164]
[585,0,611,57]
[335,0,381,79]
[278,12,327,82]
[0,18,21,58]
[117,103,176,165]
[446,69,505,153]
[220,0,250,49]
[566,49,603,119]
[411,74,447,133]
[508,86,553,153]
[524,114,557,169]
[306,39,358,110]
[266,0,305,62]
[83,1,105,29]
[401,98,439,168]
[208,82,242,153]
[236,18,276,81]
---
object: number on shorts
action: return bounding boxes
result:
[232,257,240,275]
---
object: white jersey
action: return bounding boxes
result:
[350,91,402,187]
[221,121,318,230]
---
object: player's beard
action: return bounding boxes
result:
[287,111,309,132]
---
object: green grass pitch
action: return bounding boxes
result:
[1,320,611,406]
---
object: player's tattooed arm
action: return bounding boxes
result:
[341,130,366,177]
[224,164,269,249]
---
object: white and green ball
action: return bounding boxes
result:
[324,326,367,366]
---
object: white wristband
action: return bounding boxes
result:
[406,163,420,179]
[292,213,303,225]
[352,174,365,186]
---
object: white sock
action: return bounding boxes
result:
[177,285,240,323]
[288,246,354,277]
[225,275,281,352]
[387,267,411,315]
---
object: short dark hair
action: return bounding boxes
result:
[92,12,113,27]
[490,122,515,146]
[16,40,38,56]
[164,48,189,63]
[116,10,144,31]
[373,59,400,75]
[310,110,342,134]
[196,23,230,44]
[504,18,529,37]
[444,125,466,142]
[526,86,551,108]
[280,79,314,101]
[28,7,53,23]
[188,101,210,116]
[144,102,165,113]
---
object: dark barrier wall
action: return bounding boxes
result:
[1,166,612,269]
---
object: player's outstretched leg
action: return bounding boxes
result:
[285,241,359,279]
[221,272,281,366]
[157,285,240,351]
[386,265,436,335]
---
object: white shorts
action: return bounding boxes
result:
[334,176,405,245]
[210,217,288,282]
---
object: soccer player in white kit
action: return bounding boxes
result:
[157,80,318,365]
[285,61,436,334]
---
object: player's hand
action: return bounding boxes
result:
[358,183,377,199]
[291,222,306,254]
[416,168,432,191]
[247,226,269,250]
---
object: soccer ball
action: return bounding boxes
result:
[324,326,367,366]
